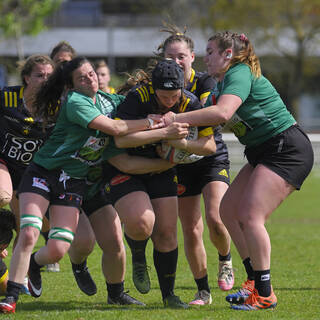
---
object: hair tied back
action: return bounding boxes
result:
[240,33,248,42]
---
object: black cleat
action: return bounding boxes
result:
[72,266,97,296]
[28,267,42,298]
[107,291,146,306]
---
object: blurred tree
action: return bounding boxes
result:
[195,0,320,116]
[0,0,63,60]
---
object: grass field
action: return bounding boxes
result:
[2,169,320,319]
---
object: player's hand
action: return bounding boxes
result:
[162,111,177,126]
[164,122,189,139]
[0,249,8,259]
[147,114,165,129]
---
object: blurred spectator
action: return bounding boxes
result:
[94,59,115,94]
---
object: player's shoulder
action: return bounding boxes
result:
[130,83,154,104]
[178,89,201,113]
[1,85,24,98]
[196,71,215,86]
[0,86,24,108]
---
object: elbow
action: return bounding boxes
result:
[114,137,127,148]
[219,112,232,124]
[111,126,123,137]
[209,144,217,154]
[201,145,216,155]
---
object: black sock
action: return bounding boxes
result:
[254,269,271,297]
[243,257,255,280]
[71,259,87,272]
[195,275,210,293]
[153,248,178,300]
[30,252,43,270]
[124,233,148,263]
[219,252,231,261]
[41,231,49,244]
[6,281,24,301]
[106,281,124,299]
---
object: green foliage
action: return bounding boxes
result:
[196,0,320,117]
[0,0,62,59]
[3,169,320,319]
[0,0,62,37]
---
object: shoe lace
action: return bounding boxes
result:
[197,290,210,300]
[219,263,233,281]
[242,279,254,293]
[244,288,259,306]
[135,263,150,281]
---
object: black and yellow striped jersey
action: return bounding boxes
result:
[0,86,53,169]
[185,69,229,164]
[186,69,216,102]
[116,83,212,158]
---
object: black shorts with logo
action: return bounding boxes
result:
[103,163,178,206]
[82,186,112,217]
[18,162,85,209]
[176,158,230,197]
[245,125,314,190]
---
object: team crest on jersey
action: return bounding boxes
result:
[32,177,50,192]
[173,175,178,184]
[22,127,30,135]
[110,174,131,186]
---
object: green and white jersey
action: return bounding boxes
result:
[217,63,296,147]
[84,137,125,201]
[34,90,125,178]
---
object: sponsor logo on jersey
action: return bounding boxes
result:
[32,177,50,192]
[3,133,44,164]
[73,136,109,166]
[110,174,131,186]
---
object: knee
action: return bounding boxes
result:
[103,237,125,256]
[127,216,154,239]
[72,231,95,256]
[153,227,177,249]
[19,226,39,249]
[0,190,12,208]
[183,223,203,242]
[47,240,70,262]
[206,215,226,234]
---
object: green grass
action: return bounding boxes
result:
[3,170,320,319]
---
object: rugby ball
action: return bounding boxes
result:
[160,126,204,164]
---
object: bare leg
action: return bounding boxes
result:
[178,195,207,279]
[89,205,125,283]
